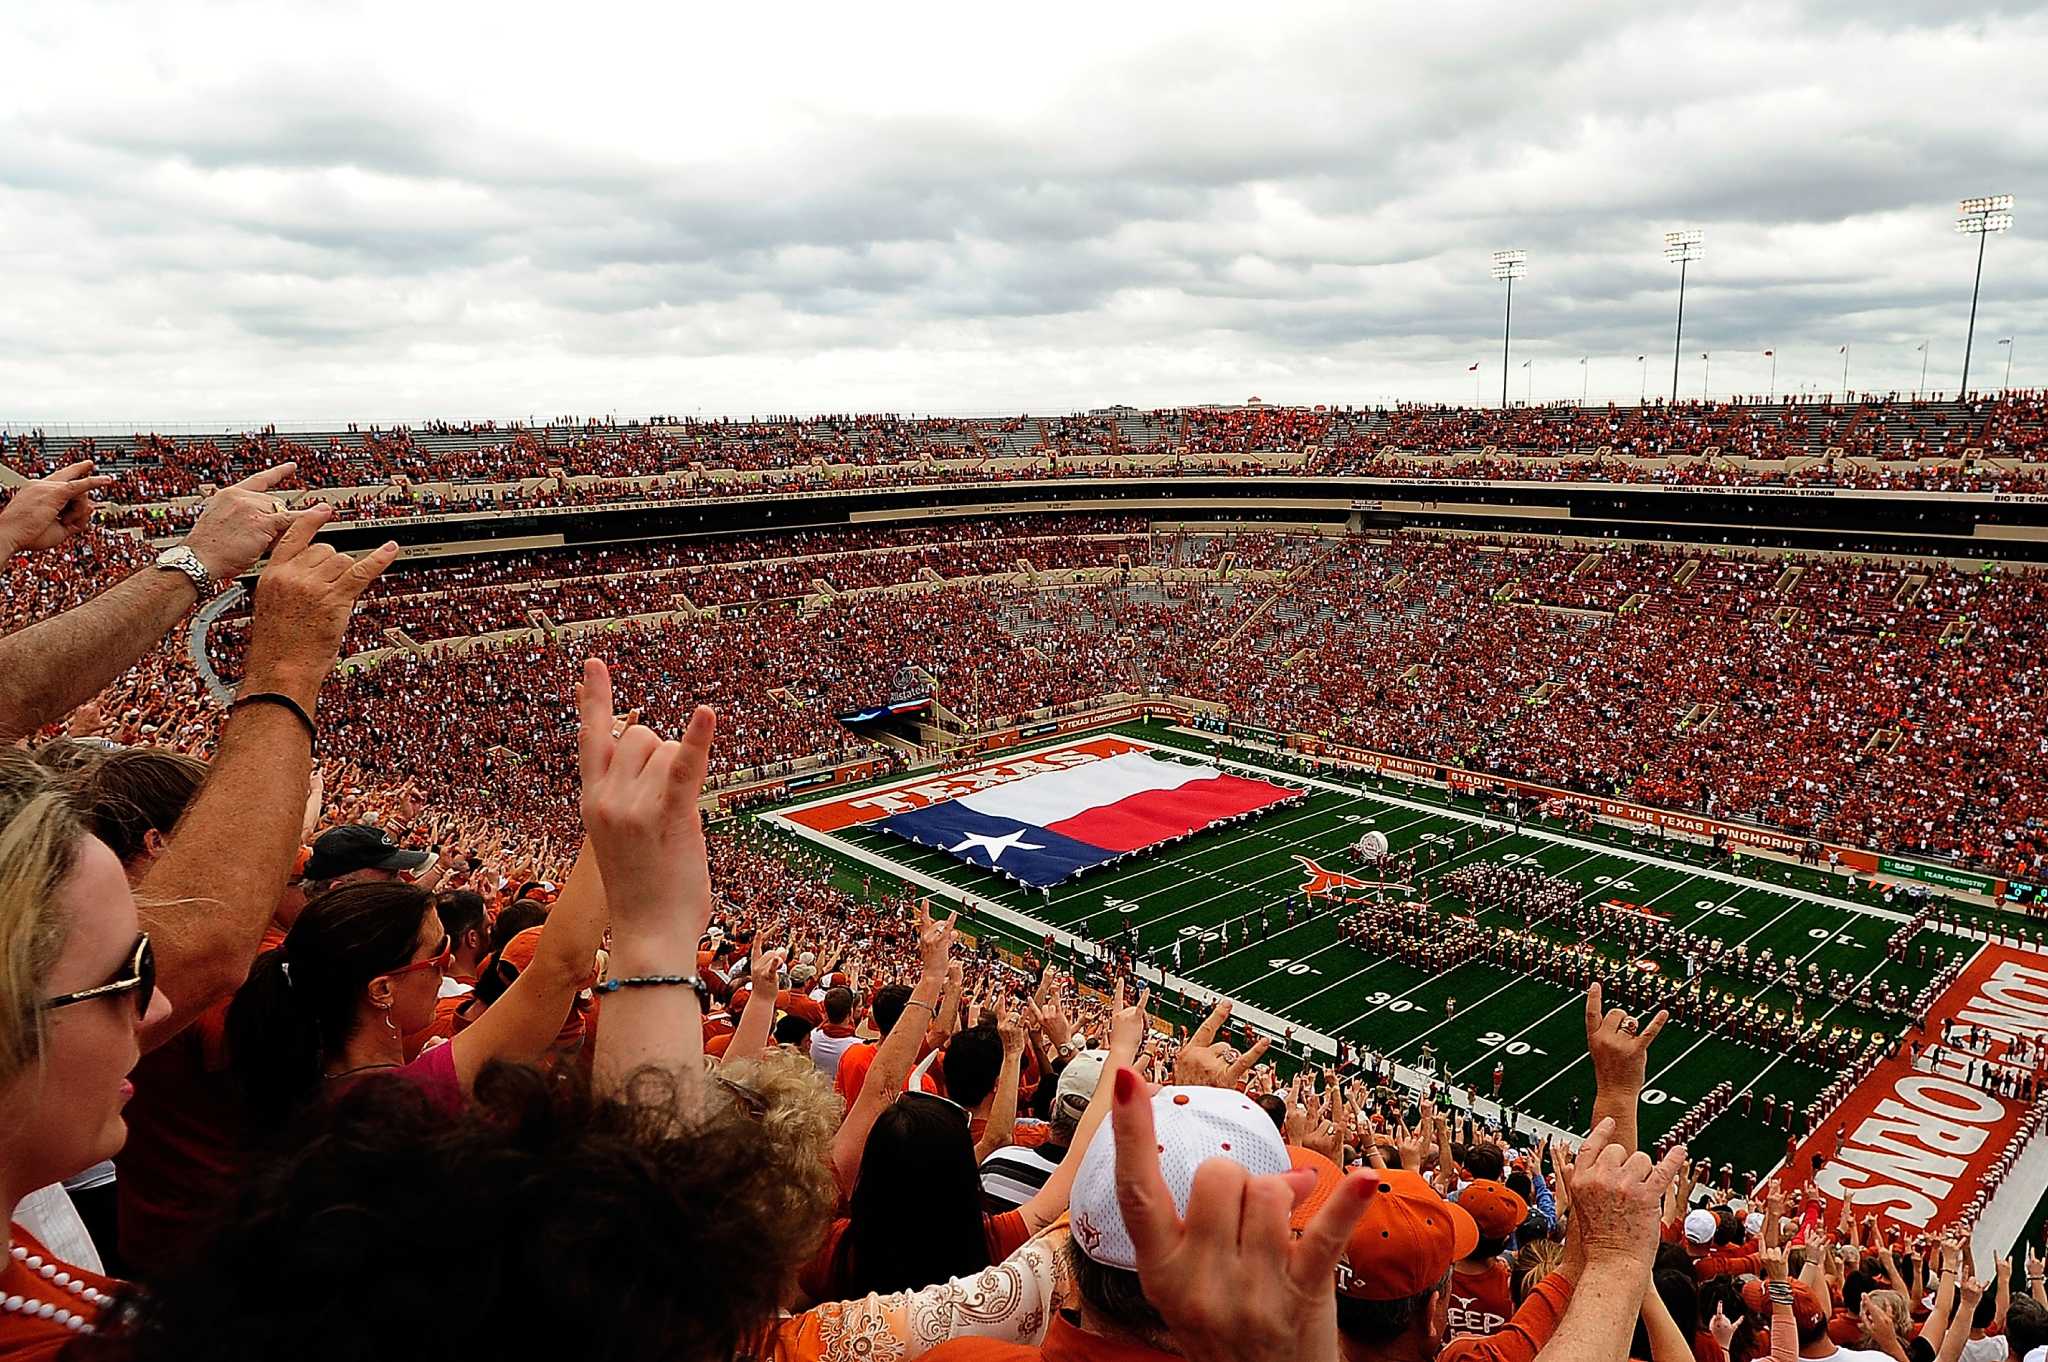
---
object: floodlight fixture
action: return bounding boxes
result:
[1663,229,1705,263]
[1663,230,1703,402]
[1491,250,1528,407]
[1956,195,2016,392]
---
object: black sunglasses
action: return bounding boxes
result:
[44,933,156,1021]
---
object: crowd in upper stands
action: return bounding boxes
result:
[8,444,2048,1362]
[5,392,2045,534]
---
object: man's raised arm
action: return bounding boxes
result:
[0,464,299,743]
[138,505,397,1049]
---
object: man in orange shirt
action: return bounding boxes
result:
[832,985,912,1101]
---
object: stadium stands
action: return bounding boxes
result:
[7,411,2048,1362]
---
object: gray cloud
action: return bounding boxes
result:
[0,0,2043,423]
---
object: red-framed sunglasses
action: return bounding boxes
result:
[385,935,453,980]
[44,933,156,1020]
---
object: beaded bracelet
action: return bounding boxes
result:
[596,973,709,1002]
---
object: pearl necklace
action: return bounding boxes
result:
[2,1242,109,1335]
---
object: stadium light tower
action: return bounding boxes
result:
[1956,194,2014,395]
[1491,250,1528,409]
[1664,230,1704,404]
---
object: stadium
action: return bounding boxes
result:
[4,6,2047,1361]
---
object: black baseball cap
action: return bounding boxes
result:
[302,824,431,882]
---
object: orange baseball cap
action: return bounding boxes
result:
[1337,1169,1478,1301]
[1458,1179,1529,1239]
[1288,1147,1344,1231]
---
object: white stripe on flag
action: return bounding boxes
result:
[956,751,1216,826]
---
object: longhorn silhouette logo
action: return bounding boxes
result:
[1292,855,1373,897]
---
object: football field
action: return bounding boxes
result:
[761,718,1979,1180]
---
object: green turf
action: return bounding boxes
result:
[760,717,1986,1179]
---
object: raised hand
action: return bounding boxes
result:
[0,459,117,555]
[183,462,302,581]
[241,505,399,707]
[1585,982,1668,1096]
[575,657,715,947]
[1108,979,1151,1060]
[749,944,786,994]
[915,900,958,980]
[1111,1068,1372,1362]
[1565,1118,1688,1272]
[1174,1000,1269,1087]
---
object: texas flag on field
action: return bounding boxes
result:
[875,750,1301,887]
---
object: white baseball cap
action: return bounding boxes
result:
[1684,1208,1719,1246]
[1055,1049,1110,1118]
[1067,1085,1290,1270]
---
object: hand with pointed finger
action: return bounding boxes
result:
[915,900,958,980]
[182,461,303,580]
[1107,981,1151,1062]
[1110,1066,1373,1362]
[1585,981,1668,1099]
[1567,1117,1689,1269]
[575,657,716,948]
[0,459,118,555]
[241,504,399,709]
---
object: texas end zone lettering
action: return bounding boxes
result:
[780,735,1147,832]
[1807,950,2048,1228]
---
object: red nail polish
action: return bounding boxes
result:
[1114,1067,1136,1101]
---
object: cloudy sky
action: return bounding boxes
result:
[2,0,2044,426]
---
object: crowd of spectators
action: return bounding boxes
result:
[8,392,2047,535]
[10,439,2048,1362]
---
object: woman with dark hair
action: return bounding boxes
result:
[828,1094,999,1299]
[226,847,606,1123]
[812,989,1142,1302]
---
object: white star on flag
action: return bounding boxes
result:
[949,828,1045,865]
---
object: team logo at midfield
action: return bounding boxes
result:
[1293,855,1372,898]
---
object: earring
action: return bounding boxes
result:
[380,1005,399,1040]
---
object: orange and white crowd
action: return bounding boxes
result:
[6,455,2048,1362]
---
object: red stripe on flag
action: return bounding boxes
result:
[1045,774,1296,853]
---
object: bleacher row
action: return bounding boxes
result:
[153,522,2045,887]
[6,394,2046,534]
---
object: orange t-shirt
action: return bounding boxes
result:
[1439,1271,1574,1362]
[116,999,248,1274]
[971,1116,1053,1149]
[1448,1258,1517,1338]
[835,1041,879,1104]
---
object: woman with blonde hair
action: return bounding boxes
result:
[0,753,173,1355]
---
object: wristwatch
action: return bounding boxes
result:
[155,545,215,597]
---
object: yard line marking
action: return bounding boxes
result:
[1440,876,1733,1082]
